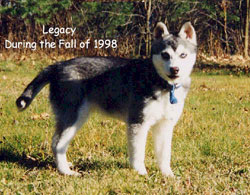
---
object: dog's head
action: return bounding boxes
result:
[151,22,197,83]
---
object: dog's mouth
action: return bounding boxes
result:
[168,75,179,79]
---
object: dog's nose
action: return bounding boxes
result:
[170,67,179,74]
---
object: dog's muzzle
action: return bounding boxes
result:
[168,67,179,79]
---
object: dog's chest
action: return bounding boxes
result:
[142,87,186,123]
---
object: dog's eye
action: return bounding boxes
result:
[161,52,170,60]
[180,53,187,58]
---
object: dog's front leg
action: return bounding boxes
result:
[153,119,175,177]
[127,123,150,175]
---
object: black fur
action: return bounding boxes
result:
[16,57,172,125]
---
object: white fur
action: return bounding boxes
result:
[20,100,26,108]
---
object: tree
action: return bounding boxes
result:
[244,0,249,58]
[145,0,152,57]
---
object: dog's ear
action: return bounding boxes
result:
[179,22,197,45]
[154,22,169,40]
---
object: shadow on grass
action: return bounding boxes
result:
[75,158,129,172]
[0,148,55,169]
[0,148,129,172]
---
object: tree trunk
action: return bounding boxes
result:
[222,0,230,54]
[145,0,152,57]
[244,0,249,58]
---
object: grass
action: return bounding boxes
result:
[0,60,249,194]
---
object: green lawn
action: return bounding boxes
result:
[0,60,249,194]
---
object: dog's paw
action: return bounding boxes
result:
[57,163,80,176]
[137,168,147,175]
[162,169,175,178]
[132,164,148,175]
[67,170,81,176]
[59,169,81,176]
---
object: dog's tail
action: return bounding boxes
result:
[16,65,54,111]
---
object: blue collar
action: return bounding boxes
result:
[169,84,181,104]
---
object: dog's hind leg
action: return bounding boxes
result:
[52,101,89,176]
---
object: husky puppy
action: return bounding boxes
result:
[16,22,197,176]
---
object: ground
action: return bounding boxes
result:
[0,59,249,194]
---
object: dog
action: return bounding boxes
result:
[16,22,197,176]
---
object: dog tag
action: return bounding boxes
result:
[170,84,180,104]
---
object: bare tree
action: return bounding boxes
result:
[244,0,249,58]
[145,0,152,57]
[221,0,230,54]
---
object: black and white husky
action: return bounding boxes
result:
[16,22,197,176]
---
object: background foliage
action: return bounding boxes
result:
[0,0,249,58]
